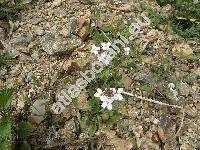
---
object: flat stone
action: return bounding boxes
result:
[41,31,81,55]
[29,100,46,124]
[11,35,32,47]
[64,118,77,132]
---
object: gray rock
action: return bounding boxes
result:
[1,40,20,58]
[29,100,46,124]
[26,71,34,82]
[31,50,40,60]
[8,35,32,54]
[41,31,81,55]
[11,35,32,47]
[64,118,77,132]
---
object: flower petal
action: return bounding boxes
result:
[100,96,108,102]
[117,88,124,94]
[101,101,107,109]
[117,94,123,101]
[97,52,112,65]
[110,88,116,93]
[94,88,102,97]
[91,44,100,55]
[109,97,115,103]
[107,102,112,110]
[91,44,96,49]
[97,88,102,93]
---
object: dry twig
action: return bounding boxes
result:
[122,91,183,109]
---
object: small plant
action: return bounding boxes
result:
[80,65,122,136]
[0,0,27,21]
[150,64,167,80]
[0,88,13,150]
[149,0,200,42]
[17,121,34,139]
[148,9,168,28]
[0,52,12,71]
[0,116,12,150]
[0,88,13,110]
[149,57,173,80]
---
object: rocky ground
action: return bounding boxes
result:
[0,0,199,149]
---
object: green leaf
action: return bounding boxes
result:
[17,121,34,139]
[89,120,98,136]
[0,0,8,4]
[0,117,12,150]
[0,88,13,110]
[80,116,88,129]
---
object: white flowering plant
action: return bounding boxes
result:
[80,65,123,135]
[94,88,124,110]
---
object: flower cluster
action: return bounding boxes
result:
[94,88,124,110]
[91,42,112,65]
[91,42,130,65]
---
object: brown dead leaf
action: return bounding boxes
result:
[62,60,79,75]
[28,116,38,126]
[77,18,88,29]
[194,103,200,111]
[147,35,158,42]
[77,18,91,41]
[62,107,78,120]
[118,68,124,75]
[79,26,90,41]
[157,126,167,143]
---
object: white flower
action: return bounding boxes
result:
[110,88,116,93]
[94,88,103,97]
[101,42,111,50]
[101,101,113,110]
[94,88,124,110]
[113,88,124,101]
[100,95,114,110]
[91,44,100,55]
[117,88,124,93]
[124,47,131,55]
